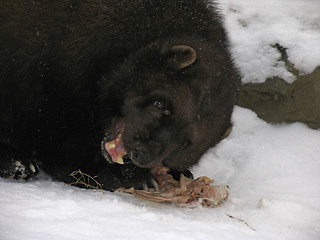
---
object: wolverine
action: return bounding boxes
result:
[0,0,239,190]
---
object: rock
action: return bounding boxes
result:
[237,44,320,129]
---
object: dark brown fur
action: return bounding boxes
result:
[0,0,240,190]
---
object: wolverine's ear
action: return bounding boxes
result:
[164,45,197,70]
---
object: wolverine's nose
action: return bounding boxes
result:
[130,146,151,168]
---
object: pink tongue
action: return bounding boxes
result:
[104,131,126,164]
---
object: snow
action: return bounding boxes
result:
[1,1,320,240]
[1,107,319,240]
[220,0,320,83]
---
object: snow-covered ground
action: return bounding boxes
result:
[220,0,320,83]
[1,1,320,240]
[1,107,319,240]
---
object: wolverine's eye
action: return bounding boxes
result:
[153,98,171,115]
[154,98,164,111]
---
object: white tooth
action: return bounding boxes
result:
[29,164,36,173]
[108,143,116,149]
[115,157,124,164]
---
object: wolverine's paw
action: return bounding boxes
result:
[0,143,40,180]
[117,164,159,191]
[6,159,39,180]
[95,163,158,191]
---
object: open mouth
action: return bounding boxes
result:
[101,119,127,164]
